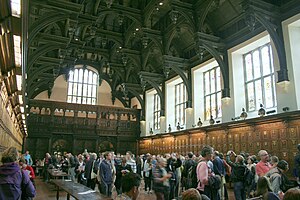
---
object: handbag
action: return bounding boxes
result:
[90,161,97,179]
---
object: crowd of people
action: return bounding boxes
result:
[0,144,300,200]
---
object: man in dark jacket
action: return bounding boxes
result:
[100,151,113,197]
[84,153,97,189]
[182,152,196,189]
[167,153,182,200]
[0,147,36,200]
[226,150,249,200]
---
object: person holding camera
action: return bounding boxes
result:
[115,157,132,195]
[226,150,249,200]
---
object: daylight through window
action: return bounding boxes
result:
[67,67,98,105]
[243,43,276,111]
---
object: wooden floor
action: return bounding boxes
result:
[34,176,235,200]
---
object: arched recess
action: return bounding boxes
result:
[165,23,195,55]
[28,13,69,45]
[28,44,67,72]
[27,64,59,87]
[43,22,64,36]
[174,9,196,33]
[97,9,141,27]
[143,47,163,73]
[197,0,217,31]
[28,79,52,99]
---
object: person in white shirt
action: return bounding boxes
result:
[126,151,137,173]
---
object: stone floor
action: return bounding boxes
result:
[34,176,235,200]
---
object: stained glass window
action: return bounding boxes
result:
[153,94,160,130]
[243,43,276,111]
[175,82,186,126]
[203,67,222,120]
[67,66,98,105]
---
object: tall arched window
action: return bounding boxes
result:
[67,66,98,105]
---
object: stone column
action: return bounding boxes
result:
[160,116,166,134]
[185,107,194,129]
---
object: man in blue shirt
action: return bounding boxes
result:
[23,151,33,166]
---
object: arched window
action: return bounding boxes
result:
[67,66,98,105]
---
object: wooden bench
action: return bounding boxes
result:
[51,179,112,200]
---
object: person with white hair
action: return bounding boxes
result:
[256,150,271,177]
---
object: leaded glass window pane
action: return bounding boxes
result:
[247,82,255,111]
[243,43,276,112]
[93,74,97,84]
[67,66,98,105]
[153,93,161,130]
[255,80,262,109]
[204,73,210,95]
[68,83,73,95]
[264,76,273,108]
[69,71,74,81]
[203,67,222,120]
[77,83,82,96]
[88,71,93,84]
[84,70,88,83]
[205,96,210,120]
[175,82,186,126]
[245,54,253,81]
[211,94,216,118]
[217,92,222,117]
[262,46,270,76]
[210,70,215,93]
[74,69,78,81]
[216,67,221,91]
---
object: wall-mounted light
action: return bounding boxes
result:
[221,96,231,105]
[118,14,124,26]
[277,80,290,93]
[122,54,128,66]
[142,35,149,48]
[169,10,179,24]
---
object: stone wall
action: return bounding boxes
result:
[0,89,23,157]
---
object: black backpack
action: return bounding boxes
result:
[186,164,198,189]
[280,173,298,192]
[243,167,254,186]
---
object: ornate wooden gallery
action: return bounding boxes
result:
[139,111,300,171]
[26,99,140,160]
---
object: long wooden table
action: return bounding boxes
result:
[48,169,69,180]
[51,180,112,200]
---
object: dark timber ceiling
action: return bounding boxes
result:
[26,0,295,105]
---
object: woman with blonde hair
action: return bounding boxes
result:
[255,176,280,200]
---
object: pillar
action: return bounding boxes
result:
[160,116,166,134]
[185,107,194,129]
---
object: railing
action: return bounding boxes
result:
[27,99,140,135]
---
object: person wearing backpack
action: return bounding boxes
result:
[0,147,36,200]
[182,152,197,189]
[213,151,226,200]
[226,150,249,200]
[266,160,297,194]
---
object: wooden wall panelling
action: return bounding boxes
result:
[139,117,300,174]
